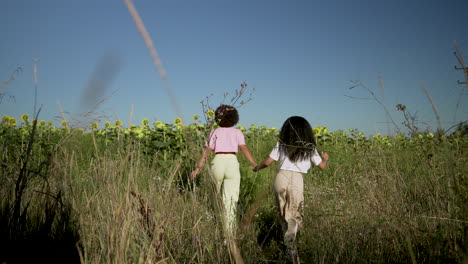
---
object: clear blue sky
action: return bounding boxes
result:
[1,0,467,135]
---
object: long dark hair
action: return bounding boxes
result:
[278,116,317,162]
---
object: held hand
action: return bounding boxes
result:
[253,164,262,172]
[321,152,330,161]
[252,163,258,172]
[190,168,200,180]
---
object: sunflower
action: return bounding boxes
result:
[173,117,183,126]
[236,125,246,133]
[115,120,123,127]
[40,120,46,126]
[154,121,165,130]
[91,122,99,130]
[21,114,29,123]
[192,114,199,121]
[313,126,326,136]
[104,121,111,128]
[206,110,215,119]
[141,118,149,126]
[9,117,17,127]
[61,120,69,128]
[2,115,10,124]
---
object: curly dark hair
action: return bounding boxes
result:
[215,104,239,127]
[279,116,317,162]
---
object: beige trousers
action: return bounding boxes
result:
[274,170,304,235]
[211,154,241,234]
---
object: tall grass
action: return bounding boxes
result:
[1,126,466,263]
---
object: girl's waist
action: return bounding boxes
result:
[278,169,305,175]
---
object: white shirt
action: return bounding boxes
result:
[269,142,322,173]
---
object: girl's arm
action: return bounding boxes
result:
[317,152,330,170]
[253,156,275,172]
[239,145,257,169]
[190,146,213,179]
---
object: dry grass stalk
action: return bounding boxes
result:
[78,90,118,127]
[228,241,245,264]
[80,53,122,110]
[378,75,392,135]
[419,81,442,131]
[238,186,269,235]
[124,0,181,117]
[129,103,134,127]
[33,52,39,117]
[130,191,165,261]
[56,100,67,121]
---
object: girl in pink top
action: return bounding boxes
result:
[191,105,257,235]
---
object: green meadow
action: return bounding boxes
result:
[0,116,467,263]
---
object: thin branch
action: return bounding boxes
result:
[454,40,466,69]
[453,40,467,122]
[443,119,468,135]
[348,80,401,133]
[344,95,372,100]
[0,67,22,89]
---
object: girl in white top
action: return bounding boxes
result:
[254,116,329,256]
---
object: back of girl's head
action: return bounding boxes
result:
[279,116,317,162]
[215,104,239,127]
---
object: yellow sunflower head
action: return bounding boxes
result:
[206,110,215,119]
[115,120,123,127]
[21,114,29,123]
[9,117,17,127]
[91,122,99,130]
[154,121,166,130]
[173,117,183,126]
[236,125,246,133]
[60,120,69,128]
[2,115,10,124]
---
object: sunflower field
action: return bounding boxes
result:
[0,113,467,263]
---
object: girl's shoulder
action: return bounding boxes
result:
[211,127,241,134]
[223,127,243,133]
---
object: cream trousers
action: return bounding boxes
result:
[274,170,304,233]
[210,154,240,234]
